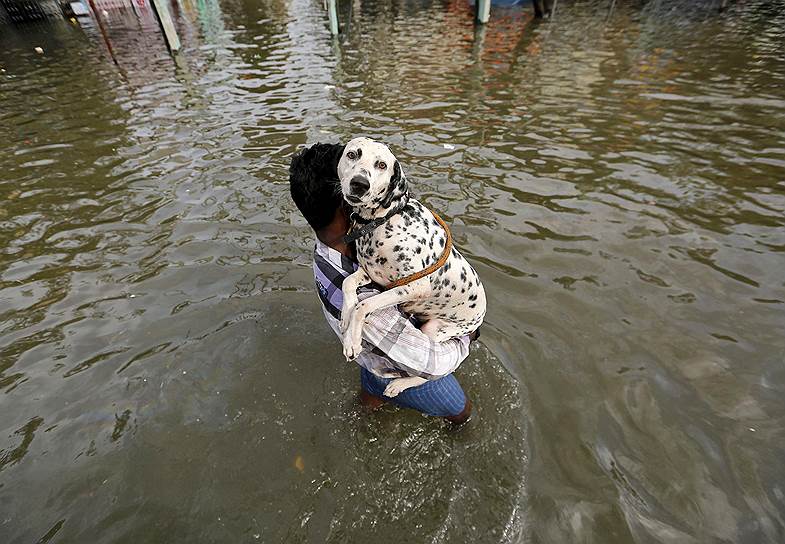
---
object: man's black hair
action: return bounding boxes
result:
[289,143,346,231]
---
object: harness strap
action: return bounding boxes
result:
[385,210,452,291]
[342,205,403,245]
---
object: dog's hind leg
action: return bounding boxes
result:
[420,319,448,341]
[420,319,463,343]
[340,268,371,334]
[343,277,431,360]
[383,376,427,398]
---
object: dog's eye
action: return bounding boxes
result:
[376,161,387,170]
[346,150,357,160]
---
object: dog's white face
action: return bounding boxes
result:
[337,137,398,209]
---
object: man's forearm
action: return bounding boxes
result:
[320,284,471,379]
[359,306,471,379]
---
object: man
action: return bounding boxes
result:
[289,143,474,424]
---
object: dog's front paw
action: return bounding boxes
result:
[342,331,363,361]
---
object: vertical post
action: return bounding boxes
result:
[533,0,543,18]
[328,0,339,36]
[534,0,552,18]
[151,0,181,53]
[475,0,490,24]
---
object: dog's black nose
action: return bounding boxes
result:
[349,175,370,197]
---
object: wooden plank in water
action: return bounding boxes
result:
[151,0,181,53]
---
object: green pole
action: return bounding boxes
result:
[476,0,490,24]
[328,0,339,35]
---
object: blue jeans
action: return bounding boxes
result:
[360,368,467,417]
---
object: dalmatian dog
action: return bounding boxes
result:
[338,137,486,397]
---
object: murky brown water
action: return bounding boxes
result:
[1,0,784,542]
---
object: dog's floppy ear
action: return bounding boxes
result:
[380,160,407,209]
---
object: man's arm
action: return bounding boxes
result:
[321,298,470,380]
[352,289,471,380]
[313,252,471,380]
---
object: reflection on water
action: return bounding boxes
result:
[1,0,784,542]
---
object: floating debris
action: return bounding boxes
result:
[294,455,305,473]
[34,47,44,54]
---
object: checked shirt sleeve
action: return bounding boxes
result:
[355,289,471,380]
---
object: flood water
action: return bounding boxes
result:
[1,0,784,542]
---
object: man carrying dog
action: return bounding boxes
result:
[289,143,474,424]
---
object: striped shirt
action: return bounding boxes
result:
[313,239,470,380]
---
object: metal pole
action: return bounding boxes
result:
[328,0,339,35]
[86,0,120,66]
[475,0,490,24]
[151,0,181,53]
[534,0,552,18]
[533,0,544,18]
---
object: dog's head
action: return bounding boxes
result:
[337,137,407,211]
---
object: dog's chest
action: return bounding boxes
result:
[355,203,446,286]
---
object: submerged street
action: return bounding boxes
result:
[1,0,784,542]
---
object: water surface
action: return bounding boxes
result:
[1,0,784,542]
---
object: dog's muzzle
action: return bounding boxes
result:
[349,175,370,198]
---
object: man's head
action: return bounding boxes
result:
[337,137,407,211]
[289,142,346,232]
